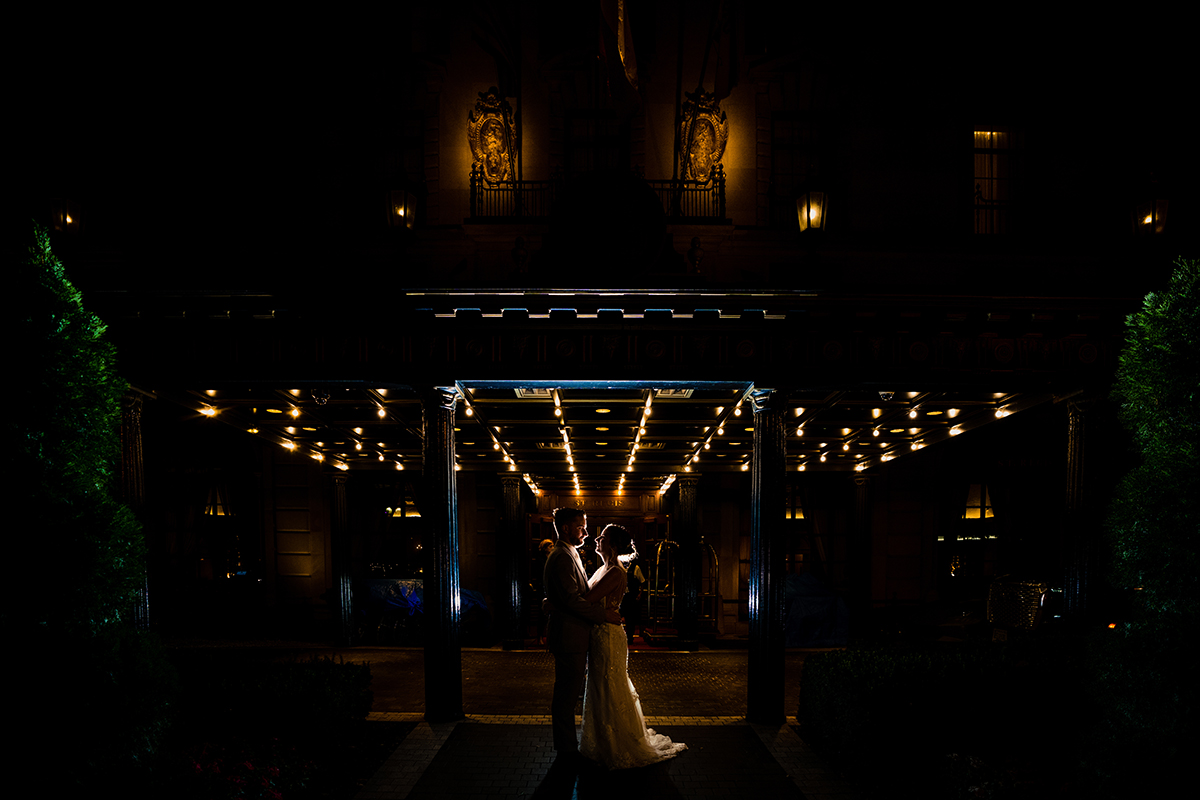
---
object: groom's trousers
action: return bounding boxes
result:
[551,651,587,751]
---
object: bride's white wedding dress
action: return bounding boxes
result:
[580,563,687,769]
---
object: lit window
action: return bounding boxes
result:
[974,131,1015,234]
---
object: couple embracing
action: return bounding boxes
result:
[543,507,687,769]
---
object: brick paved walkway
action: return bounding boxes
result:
[165,641,855,798]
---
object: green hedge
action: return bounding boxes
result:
[173,654,373,743]
[798,639,1086,797]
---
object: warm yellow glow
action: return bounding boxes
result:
[311,453,324,462]
[493,442,501,450]
[734,408,742,416]
[377,408,386,418]
[509,464,516,471]
[597,442,608,446]
[872,429,879,437]
[335,462,348,471]
[717,427,724,435]
[597,427,609,431]
[283,441,295,450]
[554,407,562,416]
[819,454,826,462]
[841,428,851,435]
[716,406,724,414]
[795,407,804,416]
[267,408,282,414]
[627,465,633,471]
[65,214,73,224]
[201,407,216,417]
[596,408,611,414]
[684,466,691,472]
[950,427,962,436]
[455,463,461,470]
[286,427,296,434]
[947,408,960,418]
[378,453,385,461]
[397,462,404,470]
[796,427,804,436]
[872,408,882,418]
[842,443,850,451]
[465,407,474,416]
[704,442,710,449]
[290,408,300,418]
[247,428,259,434]
[908,409,917,419]
[741,463,749,471]
[1143,214,1153,225]
[798,464,806,471]
[355,442,363,450]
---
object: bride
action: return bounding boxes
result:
[579,524,687,769]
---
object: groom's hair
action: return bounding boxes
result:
[552,506,584,534]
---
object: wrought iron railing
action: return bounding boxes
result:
[468,164,727,222]
[469,165,558,220]
[646,164,726,221]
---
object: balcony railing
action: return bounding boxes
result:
[469,165,559,220]
[646,165,726,221]
[469,164,726,222]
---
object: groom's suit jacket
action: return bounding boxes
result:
[544,541,606,654]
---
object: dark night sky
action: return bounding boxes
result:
[10,7,1193,290]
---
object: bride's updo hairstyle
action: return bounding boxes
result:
[602,524,638,566]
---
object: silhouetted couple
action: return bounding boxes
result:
[543,507,686,769]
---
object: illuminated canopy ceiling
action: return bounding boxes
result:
[166,382,1051,494]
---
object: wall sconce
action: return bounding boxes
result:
[1132,197,1168,235]
[50,198,83,234]
[796,191,828,233]
[387,189,417,229]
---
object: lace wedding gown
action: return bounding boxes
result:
[580,563,687,769]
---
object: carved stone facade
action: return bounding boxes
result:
[679,87,728,183]
[468,87,517,183]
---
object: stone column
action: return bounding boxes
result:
[422,386,463,721]
[120,393,150,630]
[675,473,702,651]
[330,473,352,647]
[849,475,872,637]
[1063,399,1090,623]
[748,388,786,724]
[499,474,525,650]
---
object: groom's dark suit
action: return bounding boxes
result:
[544,540,606,752]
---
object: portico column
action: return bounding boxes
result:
[422,386,463,721]
[499,474,525,650]
[748,388,786,724]
[120,392,150,630]
[1063,399,1091,623]
[675,473,702,651]
[848,475,872,638]
[330,473,352,646]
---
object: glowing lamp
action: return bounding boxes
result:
[387,189,417,229]
[796,190,828,232]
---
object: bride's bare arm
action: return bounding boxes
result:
[585,568,624,603]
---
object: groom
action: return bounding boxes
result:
[544,507,619,755]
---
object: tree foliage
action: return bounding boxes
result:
[7,225,146,635]
[1106,256,1199,617]
[1085,257,1199,797]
